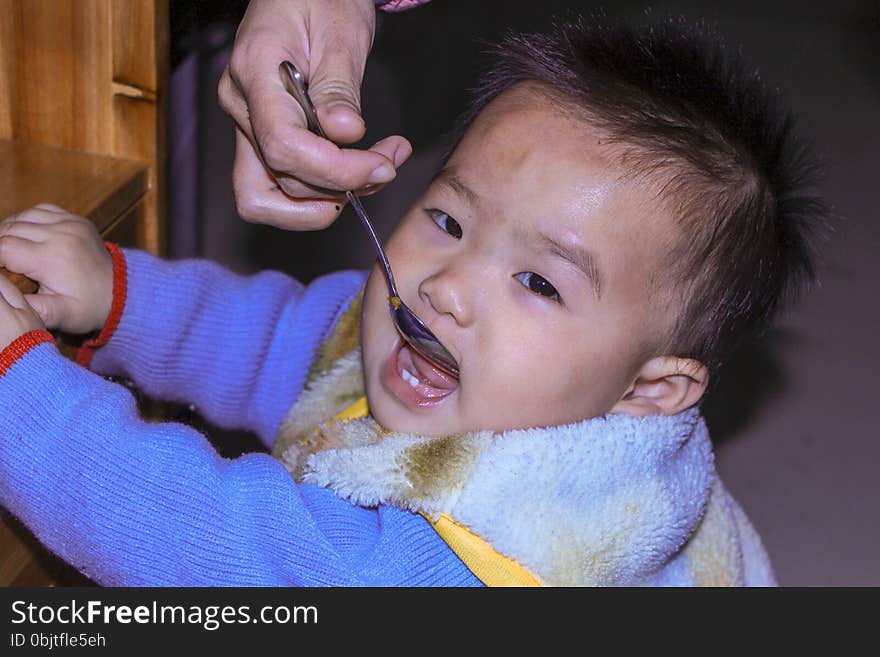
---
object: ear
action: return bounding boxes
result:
[610,356,709,417]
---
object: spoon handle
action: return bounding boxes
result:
[279,61,399,297]
[344,191,399,296]
[279,61,325,137]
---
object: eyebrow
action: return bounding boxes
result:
[432,167,603,299]
[539,234,603,299]
[431,168,480,209]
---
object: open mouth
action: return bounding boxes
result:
[382,338,460,408]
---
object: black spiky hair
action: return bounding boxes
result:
[450,14,830,373]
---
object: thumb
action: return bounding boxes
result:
[24,294,65,330]
[306,12,375,144]
[308,57,366,145]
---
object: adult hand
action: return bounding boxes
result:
[0,205,114,336]
[218,0,413,230]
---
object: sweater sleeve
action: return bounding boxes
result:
[0,340,480,586]
[80,247,367,446]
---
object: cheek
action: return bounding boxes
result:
[361,268,390,368]
[384,216,424,267]
[470,322,568,413]
[470,317,628,426]
[385,211,457,274]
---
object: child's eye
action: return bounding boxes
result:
[515,272,561,302]
[429,210,463,239]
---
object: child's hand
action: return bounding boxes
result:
[0,205,113,335]
[0,274,45,352]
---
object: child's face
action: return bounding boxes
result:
[361,87,680,436]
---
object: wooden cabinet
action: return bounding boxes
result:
[0,0,168,586]
[0,0,168,254]
[0,138,149,289]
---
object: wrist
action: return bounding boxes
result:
[76,243,128,368]
[0,330,55,378]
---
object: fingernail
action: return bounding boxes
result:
[393,142,413,167]
[368,164,396,184]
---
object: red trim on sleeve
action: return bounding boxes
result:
[75,242,127,369]
[0,330,55,378]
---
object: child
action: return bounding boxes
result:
[0,17,825,586]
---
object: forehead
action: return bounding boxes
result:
[446,87,679,292]
[451,88,615,194]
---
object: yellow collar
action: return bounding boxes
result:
[330,398,542,587]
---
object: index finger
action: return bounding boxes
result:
[0,272,27,308]
[2,206,73,225]
[246,74,396,192]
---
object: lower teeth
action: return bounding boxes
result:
[401,367,420,389]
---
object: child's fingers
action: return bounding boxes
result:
[0,273,28,309]
[0,273,46,346]
[0,219,51,244]
[33,203,68,213]
[23,293,66,330]
[2,206,71,226]
[0,234,44,277]
[2,209,95,243]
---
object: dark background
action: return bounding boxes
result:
[168,0,880,586]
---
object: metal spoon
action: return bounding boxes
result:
[279,61,460,377]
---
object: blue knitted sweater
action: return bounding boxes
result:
[0,248,481,586]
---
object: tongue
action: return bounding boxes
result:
[400,343,459,391]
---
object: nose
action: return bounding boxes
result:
[418,263,474,328]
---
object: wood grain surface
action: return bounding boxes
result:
[0,0,168,255]
[0,1,166,585]
[0,139,147,293]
